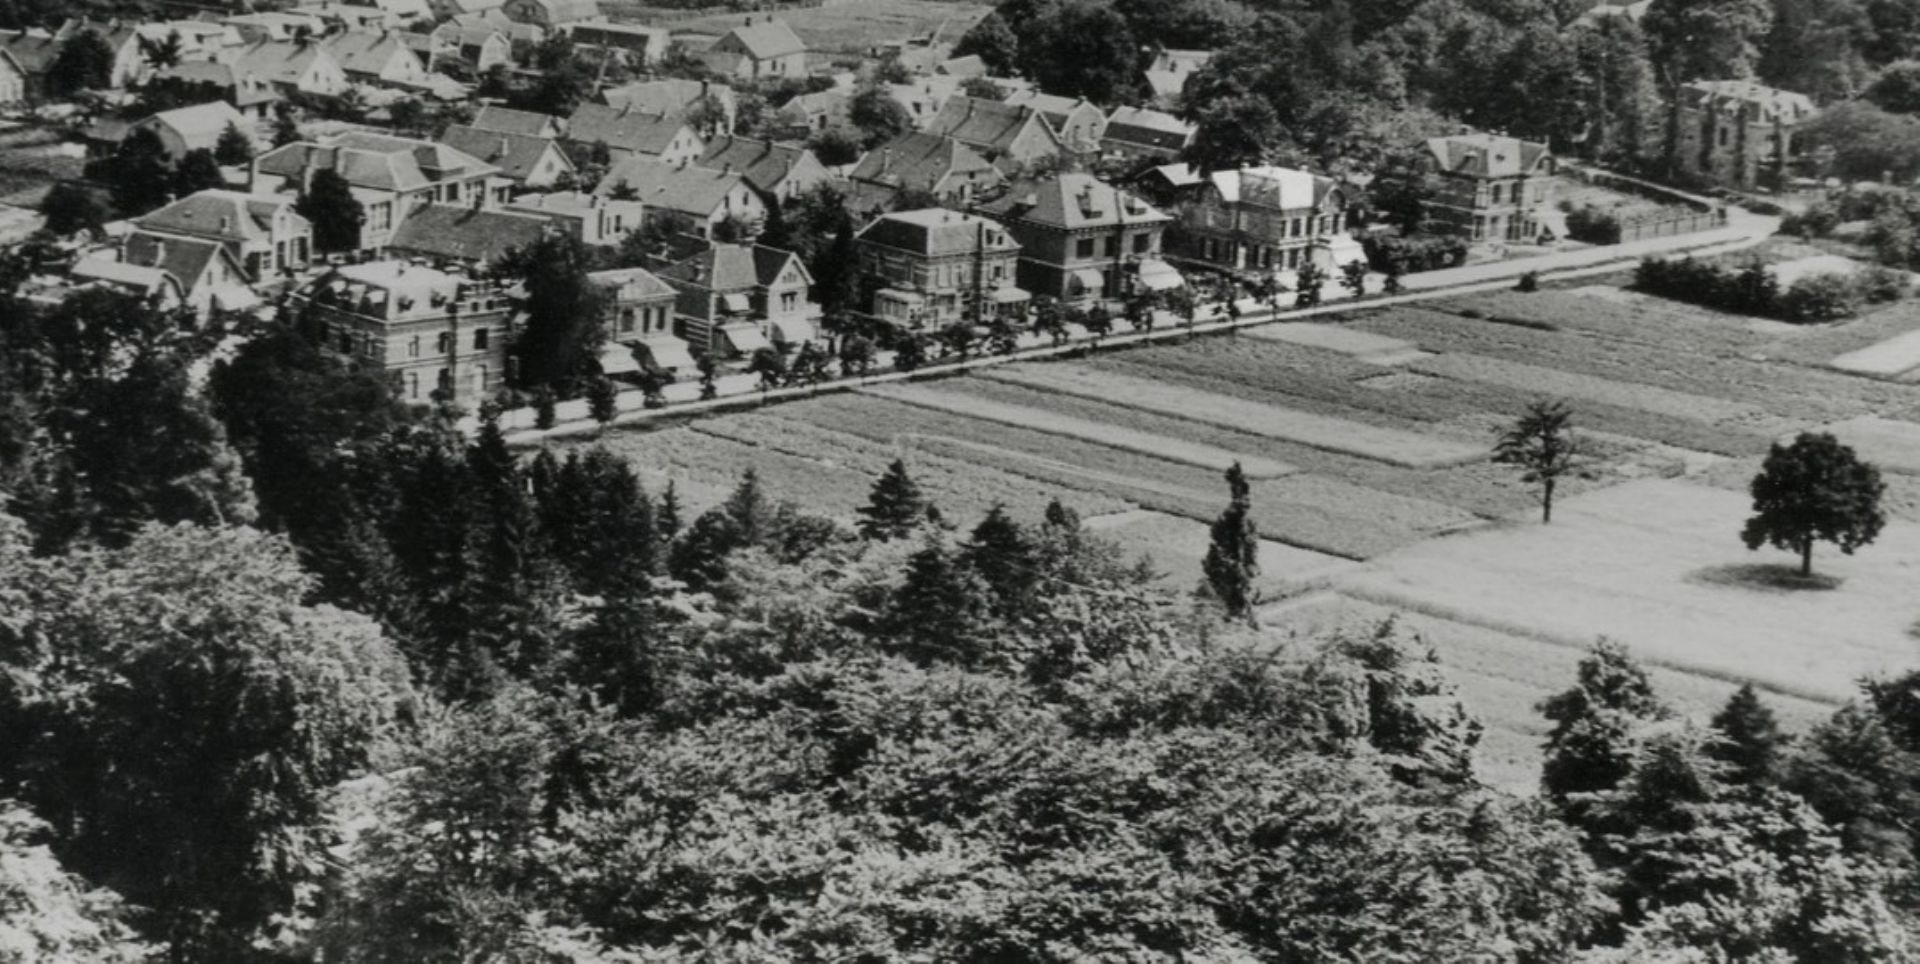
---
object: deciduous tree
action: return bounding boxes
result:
[1742,432,1885,576]
[1495,400,1581,523]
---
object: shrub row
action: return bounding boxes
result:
[1635,256,1906,324]
[1363,233,1469,274]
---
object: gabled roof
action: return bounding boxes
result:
[718,17,803,59]
[0,29,64,75]
[55,18,138,50]
[567,102,699,156]
[1425,134,1551,179]
[71,252,179,294]
[1209,165,1340,210]
[388,204,552,264]
[937,54,985,77]
[753,244,809,287]
[601,77,734,116]
[232,39,334,87]
[1679,80,1817,124]
[257,132,497,192]
[156,60,281,107]
[439,124,568,181]
[1103,105,1195,151]
[124,231,237,289]
[141,101,248,148]
[364,0,431,19]
[849,131,996,190]
[856,208,1019,258]
[516,0,601,22]
[1002,89,1098,125]
[472,105,562,137]
[980,173,1169,231]
[593,156,749,217]
[657,242,760,291]
[590,266,675,300]
[925,97,1062,156]
[322,30,418,76]
[697,136,816,194]
[137,189,306,243]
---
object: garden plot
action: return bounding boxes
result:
[1470,288,1797,345]
[1804,416,1920,475]
[1770,253,1876,287]
[1084,510,1361,601]
[1242,322,1430,365]
[1327,478,1920,706]
[859,382,1298,478]
[1409,353,1781,429]
[1830,328,1920,377]
[978,363,1486,468]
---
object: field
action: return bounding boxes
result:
[632,0,991,54]
[570,272,1920,790]
[0,125,86,208]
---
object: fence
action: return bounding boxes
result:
[1617,208,1729,243]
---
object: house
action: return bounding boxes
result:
[220,12,328,44]
[978,172,1176,304]
[359,0,434,25]
[471,104,564,138]
[697,135,829,202]
[1421,133,1555,242]
[924,97,1067,173]
[655,242,816,358]
[439,124,575,188]
[292,260,514,403]
[1673,80,1816,190]
[566,102,704,164]
[450,9,546,53]
[593,155,764,239]
[133,189,312,281]
[590,266,690,374]
[937,54,986,78]
[505,190,643,245]
[427,24,513,73]
[601,78,737,135]
[1577,0,1653,27]
[1142,48,1212,109]
[0,30,58,100]
[770,88,847,139]
[1101,105,1196,163]
[291,4,401,32]
[886,77,962,130]
[699,16,805,80]
[1171,164,1359,277]
[428,0,507,21]
[153,61,281,119]
[227,39,351,98]
[69,254,186,308]
[386,204,554,266]
[251,131,505,248]
[322,30,429,87]
[854,208,1026,328]
[501,0,601,28]
[1001,90,1107,155]
[122,231,256,314]
[132,101,251,162]
[135,22,242,65]
[564,22,669,66]
[54,19,144,88]
[846,131,1004,213]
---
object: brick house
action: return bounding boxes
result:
[251,132,507,249]
[1421,134,1555,242]
[978,173,1176,304]
[1170,164,1361,277]
[292,260,514,403]
[1673,80,1815,190]
[855,208,1026,328]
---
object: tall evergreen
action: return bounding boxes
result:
[721,469,768,546]
[857,459,927,541]
[460,413,561,689]
[1539,642,1670,805]
[962,504,1039,621]
[658,480,683,541]
[1202,462,1259,621]
[887,532,996,668]
[1710,683,1788,785]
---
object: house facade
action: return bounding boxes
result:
[699,17,805,80]
[979,173,1176,304]
[1171,164,1359,276]
[293,260,514,403]
[251,132,505,249]
[229,39,351,98]
[601,78,737,135]
[132,101,250,162]
[564,22,669,66]
[655,242,816,359]
[134,189,312,281]
[121,231,255,314]
[593,156,764,239]
[855,208,1026,328]
[439,124,575,189]
[1101,105,1196,163]
[566,102,705,164]
[1421,134,1555,242]
[1001,90,1107,155]
[154,61,281,119]
[322,30,429,87]
[1673,80,1816,190]
[697,135,829,201]
[847,132,1005,214]
[590,266,690,373]
[505,191,643,245]
[501,0,600,29]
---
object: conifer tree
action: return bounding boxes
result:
[658,480,682,541]
[459,412,561,689]
[721,469,768,546]
[887,532,996,667]
[963,504,1039,620]
[857,459,926,541]
[759,192,793,250]
[1202,462,1259,621]
[1539,641,1670,804]
[1044,498,1080,531]
[215,121,254,165]
[298,169,365,254]
[587,375,618,428]
[1709,683,1788,785]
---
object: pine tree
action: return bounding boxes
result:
[721,469,768,546]
[857,459,927,541]
[459,412,562,690]
[657,480,683,541]
[215,121,254,165]
[887,532,996,667]
[1202,462,1259,621]
[759,192,793,250]
[170,148,224,198]
[962,504,1039,620]
[1710,683,1788,785]
[1044,498,1080,531]
[1539,641,1670,804]
[587,375,618,428]
[106,128,174,216]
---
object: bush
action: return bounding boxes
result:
[1362,233,1469,274]
[1781,273,1862,323]
[1781,201,1840,240]
[1515,271,1540,292]
[1564,206,1622,245]
[1856,263,1910,304]
[1634,256,1798,319]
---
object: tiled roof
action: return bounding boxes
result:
[937,54,985,77]
[1102,105,1195,150]
[136,189,304,243]
[696,136,815,194]
[439,125,565,181]
[0,29,64,75]
[256,132,495,192]
[322,30,417,77]
[849,131,995,190]
[232,39,331,87]
[71,253,176,293]
[592,155,747,217]
[925,97,1061,155]
[388,204,552,264]
[471,105,562,137]
[1209,165,1340,210]
[980,173,1169,231]
[1425,134,1552,179]
[657,242,759,291]
[156,61,281,107]
[142,101,249,149]
[1680,80,1817,124]
[601,77,733,117]
[752,244,808,286]
[589,266,675,299]
[567,102,698,156]
[124,231,229,289]
[720,17,803,59]
[856,208,1018,258]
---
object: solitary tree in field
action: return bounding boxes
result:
[1495,400,1581,524]
[1742,432,1885,577]
[1202,461,1259,622]
[858,459,926,541]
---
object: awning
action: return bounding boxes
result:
[718,322,771,356]
[988,286,1030,304]
[767,316,815,346]
[1137,259,1184,291]
[637,335,696,371]
[720,292,753,314]
[1069,267,1106,295]
[598,341,642,375]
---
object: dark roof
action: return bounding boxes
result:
[124,232,228,289]
[0,29,64,75]
[387,204,552,264]
[979,173,1170,231]
[592,156,748,217]
[720,17,803,59]
[438,124,565,181]
[925,97,1061,155]
[696,136,816,194]
[752,244,809,287]
[849,131,996,190]
[137,189,306,243]
[656,242,758,291]
[1102,105,1195,151]
[1425,134,1552,178]
[567,102,696,156]
[471,105,561,137]
[589,266,675,300]
[856,208,1019,258]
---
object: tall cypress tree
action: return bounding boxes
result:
[1202,462,1259,621]
[721,469,768,546]
[857,459,927,541]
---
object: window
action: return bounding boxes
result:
[620,309,636,334]
[1491,183,1503,203]
[476,364,489,391]
[781,291,797,312]
[1075,237,1095,259]
[408,335,420,358]
[473,328,489,350]
[437,368,451,392]
[436,332,451,354]
[369,202,391,232]
[1290,218,1302,238]
[1133,233,1149,254]
[405,371,419,399]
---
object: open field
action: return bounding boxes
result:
[582,273,1920,791]
[639,0,989,53]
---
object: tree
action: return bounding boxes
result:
[960,75,1004,101]
[748,346,786,390]
[298,168,365,254]
[46,28,112,96]
[885,531,997,667]
[1710,683,1788,784]
[814,221,860,314]
[39,182,106,236]
[214,121,253,165]
[270,104,301,147]
[1339,259,1368,298]
[1294,261,1325,308]
[893,331,926,371]
[0,800,151,963]
[962,504,1039,621]
[139,30,183,70]
[849,85,913,150]
[856,458,926,541]
[104,127,173,216]
[1640,0,1774,89]
[586,375,618,428]
[1185,93,1285,173]
[1742,432,1885,576]
[498,233,607,393]
[1202,461,1259,621]
[1011,0,1143,103]
[838,333,875,376]
[1494,400,1581,523]
[1870,59,1920,113]
[807,124,863,165]
[952,10,1019,75]
[170,147,224,197]
[1539,641,1670,805]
